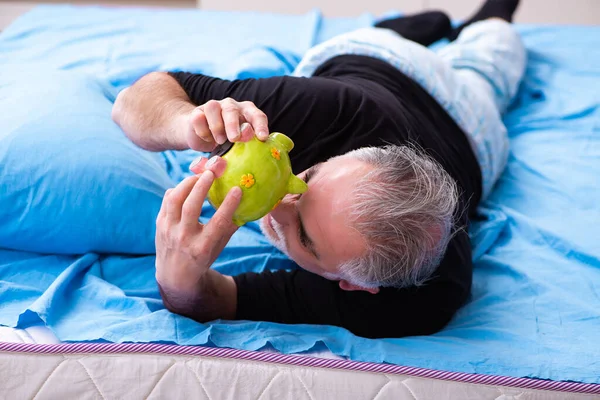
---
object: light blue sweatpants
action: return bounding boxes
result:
[293,20,527,199]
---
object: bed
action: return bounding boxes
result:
[0,5,599,399]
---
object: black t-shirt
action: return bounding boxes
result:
[169,54,482,338]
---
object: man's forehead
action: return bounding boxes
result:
[312,158,373,211]
[318,156,366,177]
[300,158,370,266]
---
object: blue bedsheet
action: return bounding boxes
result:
[1,6,599,384]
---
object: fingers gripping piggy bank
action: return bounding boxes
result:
[207,132,308,226]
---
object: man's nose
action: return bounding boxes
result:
[269,196,296,226]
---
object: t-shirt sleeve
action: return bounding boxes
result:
[167,71,368,172]
[233,230,473,339]
[234,245,470,338]
[233,269,449,338]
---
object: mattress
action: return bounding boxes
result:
[1,4,600,399]
[1,326,598,399]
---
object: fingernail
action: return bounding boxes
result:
[259,130,269,140]
[190,157,203,169]
[232,124,244,141]
[206,156,218,168]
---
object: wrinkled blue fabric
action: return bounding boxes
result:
[0,6,599,384]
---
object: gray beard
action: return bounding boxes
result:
[259,216,291,258]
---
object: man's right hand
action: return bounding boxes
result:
[182,98,270,152]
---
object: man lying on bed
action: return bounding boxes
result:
[112,0,524,338]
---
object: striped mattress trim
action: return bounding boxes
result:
[0,341,597,394]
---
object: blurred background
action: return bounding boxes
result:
[1,0,599,31]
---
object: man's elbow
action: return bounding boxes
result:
[157,282,212,323]
[111,88,128,127]
[111,72,168,125]
[161,295,190,319]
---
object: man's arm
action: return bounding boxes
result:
[154,171,242,322]
[233,230,473,338]
[112,72,193,151]
[115,70,367,170]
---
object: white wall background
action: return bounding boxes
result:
[199,0,600,24]
[1,0,600,31]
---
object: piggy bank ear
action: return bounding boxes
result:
[288,174,308,194]
[271,132,294,152]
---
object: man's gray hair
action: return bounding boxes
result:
[338,145,459,289]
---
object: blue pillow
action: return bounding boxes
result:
[0,69,174,254]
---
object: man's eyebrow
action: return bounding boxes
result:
[302,163,321,185]
[298,163,322,260]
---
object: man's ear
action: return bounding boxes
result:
[339,280,380,294]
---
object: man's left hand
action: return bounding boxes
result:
[155,170,242,297]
